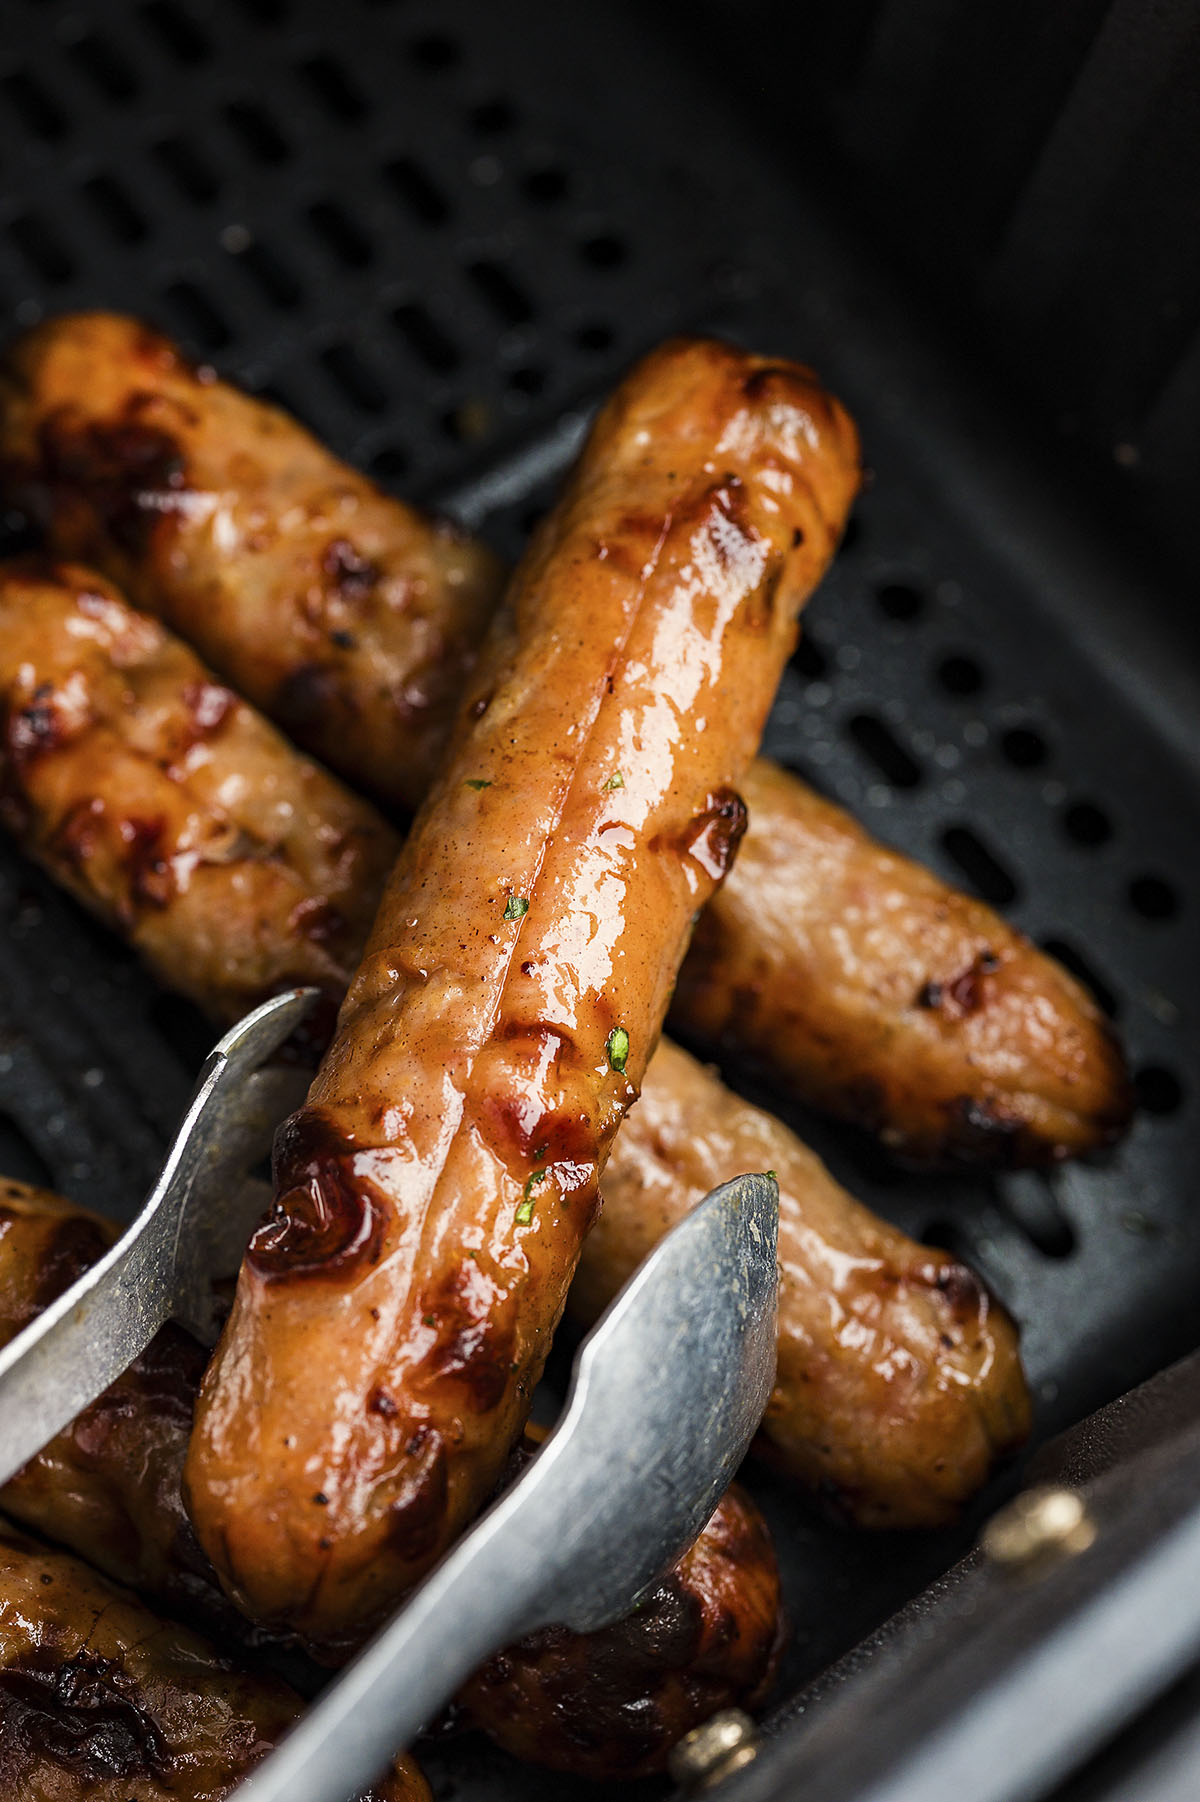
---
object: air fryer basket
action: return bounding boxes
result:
[0,2,1196,1797]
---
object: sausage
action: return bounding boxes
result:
[458,1462,781,1778]
[579,1040,1031,1527]
[672,760,1133,1164]
[0,1524,429,1802]
[183,335,862,1644]
[0,312,504,812]
[0,1182,785,1776]
[1,315,1130,1166]
[0,558,398,1023]
[0,582,1029,1526]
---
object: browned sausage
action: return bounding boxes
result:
[184,336,861,1645]
[0,312,503,812]
[0,558,398,1023]
[0,1523,429,1802]
[673,760,1132,1164]
[581,1040,1031,1527]
[0,579,1028,1527]
[458,1467,781,1778]
[0,314,1129,1166]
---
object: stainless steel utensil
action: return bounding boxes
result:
[0,986,318,1487]
[236,1168,778,1802]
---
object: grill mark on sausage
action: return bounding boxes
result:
[322,538,380,602]
[249,1111,387,1281]
[274,661,341,733]
[384,1423,449,1563]
[32,1213,113,1318]
[36,404,190,558]
[656,788,748,885]
[0,1650,177,1784]
[916,949,1002,1019]
[418,1258,515,1415]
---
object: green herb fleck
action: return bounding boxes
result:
[422,1314,435,1326]
[516,1198,535,1225]
[603,770,625,791]
[464,777,492,791]
[517,1167,548,1226]
[503,895,529,921]
[765,1171,778,1182]
[606,1026,630,1073]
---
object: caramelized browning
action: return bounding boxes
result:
[184,336,860,1642]
[0,311,504,811]
[0,1524,428,1801]
[580,1040,1032,1527]
[0,559,398,1021]
[459,1475,781,1778]
[673,760,1132,1164]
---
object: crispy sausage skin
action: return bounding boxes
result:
[459,1472,781,1778]
[673,761,1132,1165]
[578,1041,1031,1527]
[184,337,861,1642]
[0,312,504,811]
[0,1524,429,1802]
[0,559,398,1022]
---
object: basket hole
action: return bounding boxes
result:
[1135,1065,1184,1116]
[1128,874,1179,922]
[153,134,221,203]
[521,504,546,537]
[368,444,409,484]
[3,71,68,140]
[140,1,210,63]
[227,238,300,309]
[937,653,985,697]
[876,580,923,621]
[1062,800,1113,847]
[507,364,545,396]
[409,32,462,71]
[940,825,1018,905]
[839,513,863,554]
[920,1217,974,1263]
[224,98,289,164]
[469,98,515,132]
[848,713,922,789]
[149,991,213,1071]
[1041,937,1119,1018]
[580,232,627,269]
[0,1113,54,1190]
[524,167,567,204]
[81,172,147,244]
[300,53,367,121]
[1000,1178,1076,1259]
[163,279,231,350]
[320,342,387,414]
[307,199,373,269]
[1000,725,1048,770]
[792,635,828,680]
[8,213,75,284]
[468,259,534,325]
[69,31,139,101]
[383,157,450,226]
[392,302,460,374]
[575,321,613,353]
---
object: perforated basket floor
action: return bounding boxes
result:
[0,2,1197,1797]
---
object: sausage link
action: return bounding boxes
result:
[673,760,1132,1164]
[580,1040,1031,1527]
[0,312,504,811]
[184,336,861,1643]
[0,1522,429,1802]
[0,582,1027,1526]
[0,558,398,1023]
[1,314,1129,1164]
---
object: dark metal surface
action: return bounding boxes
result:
[0,2,1195,1797]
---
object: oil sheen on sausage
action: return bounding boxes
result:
[0,311,504,811]
[183,335,861,1643]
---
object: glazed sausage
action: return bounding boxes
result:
[673,760,1132,1165]
[1,315,1130,1166]
[0,1523,429,1802]
[0,312,503,812]
[579,1040,1031,1527]
[0,558,398,1023]
[458,1465,781,1778]
[184,336,861,1644]
[0,584,1028,1526]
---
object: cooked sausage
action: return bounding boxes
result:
[0,1523,429,1802]
[673,760,1132,1164]
[0,1183,785,1776]
[0,312,504,812]
[184,336,861,1645]
[578,1040,1031,1527]
[0,558,398,1023]
[0,575,1028,1527]
[1,315,1130,1166]
[458,1470,781,1778]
